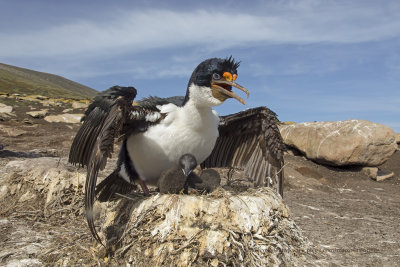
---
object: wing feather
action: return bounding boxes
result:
[69,86,137,245]
[69,86,137,167]
[85,104,124,244]
[201,106,285,196]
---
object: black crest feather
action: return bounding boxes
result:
[222,56,240,73]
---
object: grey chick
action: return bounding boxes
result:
[158,154,197,194]
[187,169,221,193]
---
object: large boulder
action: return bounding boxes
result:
[280,120,397,166]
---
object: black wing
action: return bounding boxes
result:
[69,86,137,167]
[69,86,137,245]
[69,86,179,245]
[201,107,286,197]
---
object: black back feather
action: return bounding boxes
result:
[138,96,185,110]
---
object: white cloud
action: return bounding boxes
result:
[1,3,400,59]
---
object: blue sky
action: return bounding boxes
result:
[1,0,399,132]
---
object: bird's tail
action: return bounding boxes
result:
[95,169,137,202]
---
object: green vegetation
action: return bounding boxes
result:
[0,63,98,100]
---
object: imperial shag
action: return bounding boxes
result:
[69,57,285,245]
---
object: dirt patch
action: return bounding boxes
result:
[295,166,323,179]
[284,149,400,265]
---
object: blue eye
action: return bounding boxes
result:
[212,73,221,80]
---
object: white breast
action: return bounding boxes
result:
[126,100,220,185]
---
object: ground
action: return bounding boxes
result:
[0,97,399,266]
[284,151,400,266]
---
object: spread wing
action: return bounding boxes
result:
[69,86,138,244]
[201,107,286,197]
[69,86,138,167]
[69,86,180,245]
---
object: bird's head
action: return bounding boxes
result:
[184,56,249,107]
[179,154,198,177]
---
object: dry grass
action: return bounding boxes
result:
[0,63,97,100]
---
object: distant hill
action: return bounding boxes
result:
[0,63,98,99]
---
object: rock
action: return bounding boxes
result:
[361,167,378,179]
[100,188,315,266]
[71,102,89,109]
[62,108,72,113]
[44,114,83,124]
[35,95,49,100]
[0,125,27,137]
[18,96,41,102]
[280,120,397,166]
[26,109,49,118]
[0,103,13,114]
[282,121,296,125]
[41,100,62,107]
[375,169,394,182]
[0,103,14,119]
[396,133,400,144]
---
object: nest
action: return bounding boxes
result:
[0,157,319,266]
[98,188,316,266]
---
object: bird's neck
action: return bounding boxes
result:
[183,83,223,108]
[180,98,218,130]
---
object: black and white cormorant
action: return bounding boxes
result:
[69,56,285,244]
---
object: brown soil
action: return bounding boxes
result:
[284,150,400,266]
[1,97,399,266]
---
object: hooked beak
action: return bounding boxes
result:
[211,80,249,105]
